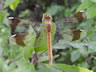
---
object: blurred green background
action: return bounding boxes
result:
[0,0,96,72]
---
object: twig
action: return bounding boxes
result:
[38,50,46,57]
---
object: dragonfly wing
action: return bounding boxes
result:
[34,22,56,52]
[34,31,48,52]
[51,22,56,40]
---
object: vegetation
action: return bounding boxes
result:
[0,0,96,72]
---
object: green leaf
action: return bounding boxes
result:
[55,41,96,52]
[9,0,20,10]
[8,45,21,59]
[34,13,56,52]
[67,42,96,52]
[78,61,89,69]
[87,4,96,19]
[79,48,88,57]
[22,26,36,59]
[37,64,92,72]
[46,4,64,16]
[39,55,59,62]
[4,0,16,8]
[34,30,48,52]
[53,43,68,49]
[67,42,87,49]
[77,0,93,12]
[0,58,3,72]
[38,56,49,62]
[71,50,80,62]
[52,64,93,72]
[37,64,62,72]
[15,59,36,72]
[92,0,96,3]
[0,11,8,24]
[19,9,30,18]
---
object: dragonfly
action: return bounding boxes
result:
[34,13,56,64]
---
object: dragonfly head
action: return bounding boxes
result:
[44,15,51,21]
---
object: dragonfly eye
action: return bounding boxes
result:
[44,15,51,21]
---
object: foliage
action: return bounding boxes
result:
[4,0,20,10]
[9,0,20,10]
[1,0,96,72]
[77,0,96,18]
[46,4,64,16]
[37,64,92,72]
